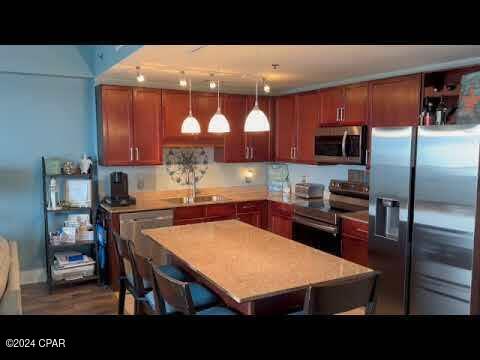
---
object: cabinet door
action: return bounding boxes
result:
[296,92,320,164]
[238,212,262,228]
[341,234,368,267]
[132,88,162,165]
[369,74,421,127]
[246,96,272,162]
[319,87,344,126]
[193,92,219,140]
[367,74,421,167]
[223,95,247,162]
[343,84,368,125]
[270,214,292,239]
[97,86,134,165]
[161,89,190,143]
[275,95,297,162]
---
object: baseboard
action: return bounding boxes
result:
[21,268,46,285]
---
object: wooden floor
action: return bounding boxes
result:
[21,282,120,315]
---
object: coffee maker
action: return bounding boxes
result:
[102,172,136,206]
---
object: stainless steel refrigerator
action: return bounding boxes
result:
[369,125,480,315]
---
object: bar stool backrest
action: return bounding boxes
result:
[303,271,381,315]
[151,266,195,315]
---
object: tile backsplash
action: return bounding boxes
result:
[97,147,267,197]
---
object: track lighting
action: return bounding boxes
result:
[209,74,216,90]
[179,71,187,87]
[136,66,145,82]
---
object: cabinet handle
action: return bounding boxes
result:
[250,147,254,160]
[290,147,293,159]
[336,108,339,122]
[135,147,139,161]
[245,147,249,160]
[365,149,369,167]
[341,107,345,121]
[356,228,368,234]
[130,147,133,161]
[293,146,297,159]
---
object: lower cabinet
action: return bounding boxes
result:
[341,218,369,267]
[268,201,293,239]
[173,201,266,229]
[236,201,267,229]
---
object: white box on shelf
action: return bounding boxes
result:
[65,179,92,208]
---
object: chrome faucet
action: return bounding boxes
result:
[187,167,197,199]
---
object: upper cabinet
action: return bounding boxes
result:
[213,95,273,163]
[214,94,247,163]
[275,95,297,162]
[296,91,321,164]
[320,87,344,125]
[245,96,273,162]
[319,84,368,126]
[369,74,421,127]
[161,89,223,146]
[132,88,162,165]
[343,83,369,125]
[96,85,162,166]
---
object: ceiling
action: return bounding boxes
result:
[97,45,480,95]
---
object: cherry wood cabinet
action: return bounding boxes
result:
[367,74,422,167]
[193,92,222,142]
[275,95,297,162]
[341,218,369,267]
[97,86,134,165]
[214,95,247,163]
[161,89,223,146]
[245,96,273,162]
[96,85,162,166]
[343,84,369,125]
[369,74,422,127]
[296,91,320,164]
[320,87,344,126]
[236,200,267,229]
[268,201,293,239]
[132,88,162,164]
[319,84,368,126]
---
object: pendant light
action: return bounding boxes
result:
[181,79,201,134]
[208,80,230,133]
[244,80,270,132]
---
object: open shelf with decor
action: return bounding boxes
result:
[41,156,100,292]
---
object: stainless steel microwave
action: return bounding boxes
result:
[314,126,367,165]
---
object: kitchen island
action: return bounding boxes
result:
[143,219,372,315]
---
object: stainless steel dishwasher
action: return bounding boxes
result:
[119,209,174,266]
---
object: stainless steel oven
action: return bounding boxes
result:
[314,126,367,165]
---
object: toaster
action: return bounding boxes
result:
[294,183,324,199]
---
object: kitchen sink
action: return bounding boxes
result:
[164,195,230,204]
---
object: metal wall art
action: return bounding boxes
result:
[165,148,208,185]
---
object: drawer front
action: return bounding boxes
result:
[270,201,293,218]
[237,200,265,213]
[174,218,205,226]
[342,234,368,267]
[174,206,206,221]
[342,218,369,240]
[206,203,237,218]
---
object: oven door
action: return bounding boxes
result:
[292,215,341,256]
[314,126,366,165]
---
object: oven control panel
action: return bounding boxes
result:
[329,180,369,198]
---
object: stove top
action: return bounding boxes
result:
[293,179,369,226]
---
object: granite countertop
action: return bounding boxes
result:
[341,210,369,224]
[101,185,298,214]
[143,219,372,303]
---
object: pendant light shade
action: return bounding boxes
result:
[181,79,201,134]
[208,80,230,133]
[245,81,270,132]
